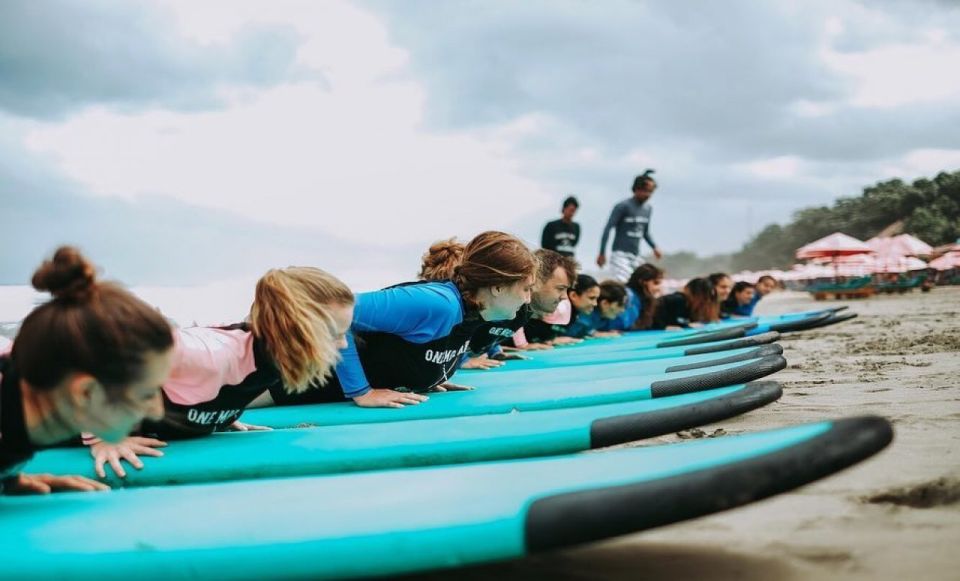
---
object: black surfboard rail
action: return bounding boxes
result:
[665,343,783,373]
[655,325,750,348]
[526,415,893,552]
[649,354,786,398]
[589,381,782,448]
[767,311,833,333]
[816,311,858,328]
[682,331,780,355]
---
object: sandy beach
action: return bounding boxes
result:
[404,286,960,581]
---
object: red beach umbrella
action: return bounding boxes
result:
[868,234,934,257]
[929,251,960,271]
[796,232,873,260]
[872,253,927,273]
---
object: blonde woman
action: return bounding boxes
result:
[89,267,354,478]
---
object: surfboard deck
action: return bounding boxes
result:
[243,354,787,428]
[25,382,783,487]
[0,416,892,580]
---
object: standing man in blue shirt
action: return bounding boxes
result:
[597,170,663,282]
[540,196,581,258]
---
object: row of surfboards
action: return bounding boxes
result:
[4,307,891,580]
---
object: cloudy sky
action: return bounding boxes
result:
[2,0,959,288]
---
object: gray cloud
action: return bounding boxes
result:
[365,0,960,253]
[0,0,308,119]
[367,1,843,147]
[367,0,960,160]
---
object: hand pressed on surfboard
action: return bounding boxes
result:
[520,342,553,351]
[551,336,583,346]
[461,354,503,370]
[90,436,167,479]
[491,351,528,361]
[353,388,429,409]
[5,472,109,494]
[227,420,272,432]
[430,382,474,392]
[592,331,622,338]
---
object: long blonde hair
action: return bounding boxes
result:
[250,267,354,393]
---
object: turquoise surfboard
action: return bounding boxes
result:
[0,416,892,580]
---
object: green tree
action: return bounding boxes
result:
[730,169,960,270]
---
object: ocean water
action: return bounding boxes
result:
[0,265,688,338]
[0,280,256,337]
[0,264,416,337]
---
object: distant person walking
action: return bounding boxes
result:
[597,170,662,282]
[541,196,581,257]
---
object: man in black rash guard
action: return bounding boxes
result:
[541,196,581,257]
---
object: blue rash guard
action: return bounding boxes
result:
[334,281,477,398]
[731,293,762,317]
[560,310,597,338]
[596,287,642,331]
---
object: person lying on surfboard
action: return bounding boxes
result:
[559,274,601,338]
[417,238,516,371]
[595,263,664,332]
[501,250,579,351]
[708,272,734,305]
[731,275,777,316]
[266,231,537,409]
[563,279,630,339]
[86,266,354,478]
[1,247,174,493]
[651,277,720,330]
[722,281,756,319]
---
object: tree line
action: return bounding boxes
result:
[669,169,960,274]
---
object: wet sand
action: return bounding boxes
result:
[405,287,960,581]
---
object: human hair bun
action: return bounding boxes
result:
[419,238,466,281]
[31,246,98,301]
[426,239,464,262]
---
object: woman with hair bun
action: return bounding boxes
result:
[88,265,355,479]
[270,231,537,408]
[417,239,512,371]
[1,246,174,494]
[417,238,465,282]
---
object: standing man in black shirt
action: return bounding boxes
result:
[541,196,581,258]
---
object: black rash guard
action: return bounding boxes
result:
[140,323,283,440]
[272,281,488,405]
[541,219,580,257]
[469,304,532,356]
[0,358,35,490]
[651,292,692,329]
